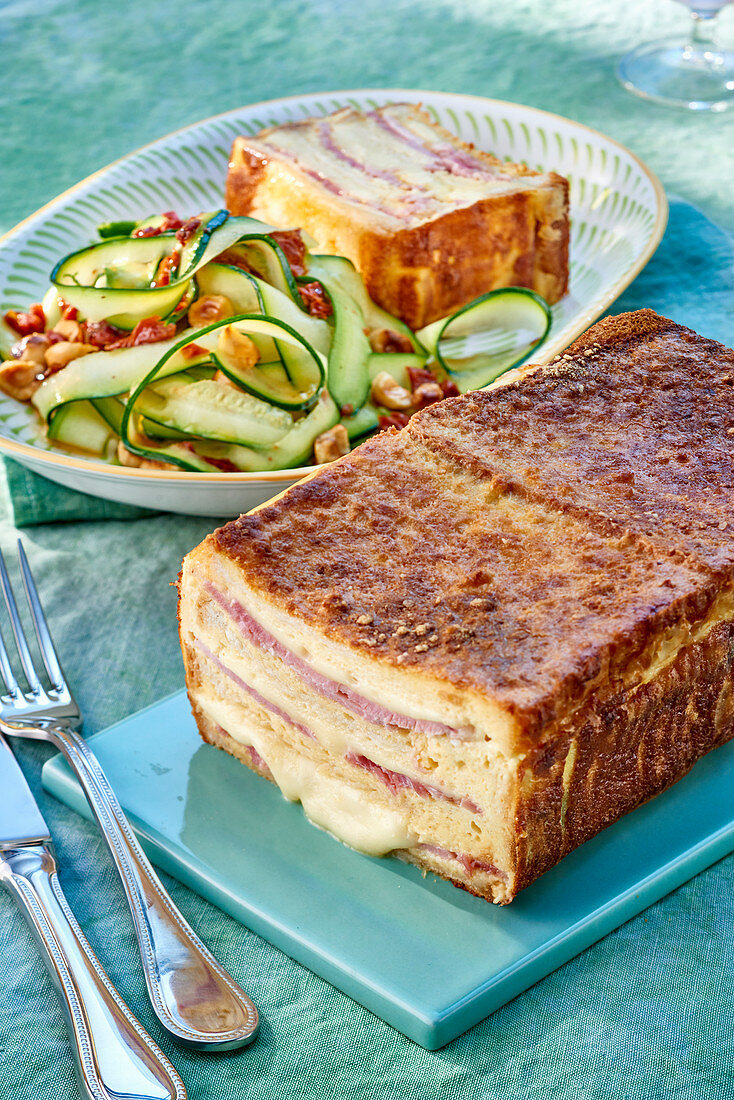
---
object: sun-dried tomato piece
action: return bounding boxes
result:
[160,210,184,231]
[298,281,333,319]
[202,455,240,473]
[84,320,129,348]
[60,302,79,321]
[153,254,179,287]
[180,341,208,360]
[407,366,437,391]
[132,224,164,239]
[213,249,252,273]
[131,211,186,238]
[106,316,177,350]
[4,303,45,336]
[175,218,201,245]
[269,230,307,277]
[377,411,410,431]
[440,377,460,398]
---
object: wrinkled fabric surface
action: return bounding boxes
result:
[1,1,734,1098]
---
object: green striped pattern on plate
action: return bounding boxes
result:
[0,89,666,459]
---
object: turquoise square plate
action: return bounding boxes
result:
[42,690,734,1049]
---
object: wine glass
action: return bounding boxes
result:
[617,1,734,110]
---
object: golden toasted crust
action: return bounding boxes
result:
[210,311,734,747]
[415,309,734,571]
[513,616,734,891]
[225,103,569,327]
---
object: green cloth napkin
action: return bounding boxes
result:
[3,458,159,525]
[5,198,733,525]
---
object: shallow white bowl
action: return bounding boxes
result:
[0,88,667,517]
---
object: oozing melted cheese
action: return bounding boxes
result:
[197,692,413,856]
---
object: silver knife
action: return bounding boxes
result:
[0,735,187,1100]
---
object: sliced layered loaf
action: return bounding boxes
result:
[179,311,734,903]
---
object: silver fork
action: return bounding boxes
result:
[0,541,259,1051]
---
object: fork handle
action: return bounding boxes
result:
[46,721,259,1050]
[0,844,185,1100]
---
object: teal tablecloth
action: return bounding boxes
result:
[2,2,734,1098]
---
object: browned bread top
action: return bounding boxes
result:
[417,309,734,574]
[212,311,734,741]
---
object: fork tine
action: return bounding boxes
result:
[0,547,43,696]
[17,541,66,693]
[0,620,22,700]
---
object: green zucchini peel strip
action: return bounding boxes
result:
[120,313,326,470]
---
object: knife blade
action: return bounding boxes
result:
[0,733,186,1100]
[0,734,50,849]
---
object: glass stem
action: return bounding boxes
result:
[689,10,719,48]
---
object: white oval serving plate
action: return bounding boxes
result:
[0,88,667,517]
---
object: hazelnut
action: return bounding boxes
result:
[44,341,98,370]
[369,328,414,354]
[0,359,43,401]
[52,318,83,342]
[188,294,234,327]
[370,371,413,411]
[216,325,259,371]
[413,381,444,408]
[314,424,349,464]
[10,333,51,366]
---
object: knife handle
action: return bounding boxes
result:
[0,844,186,1100]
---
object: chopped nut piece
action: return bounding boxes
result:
[369,328,414,354]
[356,613,373,625]
[44,341,98,370]
[370,371,413,411]
[188,294,234,327]
[314,424,349,464]
[395,625,409,636]
[413,381,444,409]
[52,318,83,342]
[10,333,51,366]
[414,643,429,653]
[216,325,259,371]
[0,359,43,400]
[414,623,430,636]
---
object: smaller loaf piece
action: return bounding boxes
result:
[179,310,734,904]
[225,103,569,329]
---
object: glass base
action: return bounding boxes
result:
[617,38,734,110]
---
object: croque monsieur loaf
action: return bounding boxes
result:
[179,310,734,904]
[225,103,569,329]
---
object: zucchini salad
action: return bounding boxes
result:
[0,210,551,472]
